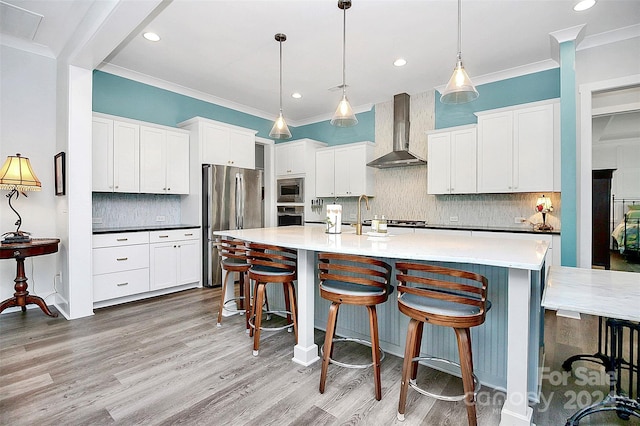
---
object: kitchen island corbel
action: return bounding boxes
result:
[214,225,548,426]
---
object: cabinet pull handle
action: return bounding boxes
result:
[116,238,128,241]
[159,235,169,238]
[117,282,129,287]
[116,257,128,261]
[184,233,193,236]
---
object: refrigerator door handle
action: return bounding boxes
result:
[235,172,244,229]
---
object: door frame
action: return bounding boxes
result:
[577,74,640,268]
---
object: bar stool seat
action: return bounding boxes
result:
[318,252,393,401]
[216,238,250,331]
[247,243,298,356]
[396,262,490,426]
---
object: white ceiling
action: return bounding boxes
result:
[2,0,640,126]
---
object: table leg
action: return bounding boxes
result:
[0,256,58,318]
[292,249,320,366]
[500,268,534,426]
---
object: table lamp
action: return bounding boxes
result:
[0,153,41,244]
[535,194,553,231]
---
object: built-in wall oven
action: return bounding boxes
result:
[277,178,304,203]
[277,206,304,226]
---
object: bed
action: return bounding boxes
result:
[611,199,640,259]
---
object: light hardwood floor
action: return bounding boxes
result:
[0,288,635,425]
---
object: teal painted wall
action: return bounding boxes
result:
[559,42,578,267]
[294,107,375,146]
[435,68,560,129]
[92,70,375,144]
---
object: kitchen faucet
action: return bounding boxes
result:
[355,194,370,235]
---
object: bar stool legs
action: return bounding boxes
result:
[395,262,489,425]
[250,279,297,356]
[317,253,392,401]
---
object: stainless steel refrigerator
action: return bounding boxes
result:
[202,164,263,287]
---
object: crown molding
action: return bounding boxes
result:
[97,63,278,123]
[0,33,54,58]
[434,59,559,93]
[577,23,640,51]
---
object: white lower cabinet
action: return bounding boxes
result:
[93,229,200,305]
[149,230,200,291]
[92,232,150,302]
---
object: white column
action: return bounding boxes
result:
[500,267,535,426]
[292,248,320,366]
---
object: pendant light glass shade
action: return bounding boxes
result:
[440,0,478,104]
[331,93,358,127]
[269,33,292,139]
[331,0,358,127]
[270,111,292,139]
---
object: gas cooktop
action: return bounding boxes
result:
[362,219,427,227]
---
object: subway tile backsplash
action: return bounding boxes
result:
[92,193,181,228]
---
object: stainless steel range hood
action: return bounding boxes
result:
[367,93,426,168]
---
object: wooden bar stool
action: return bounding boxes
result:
[247,242,298,356]
[216,238,250,331]
[395,262,490,426]
[318,252,393,401]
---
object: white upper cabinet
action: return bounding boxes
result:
[179,117,257,169]
[427,126,477,195]
[93,113,189,195]
[139,126,190,194]
[477,101,557,193]
[92,116,139,193]
[276,142,306,176]
[275,139,327,178]
[315,142,375,198]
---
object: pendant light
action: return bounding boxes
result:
[269,33,292,139]
[331,0,358,127]
[440,0,479,104]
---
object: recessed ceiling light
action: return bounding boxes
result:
[394,58,407,67]
[291,92,302,99]
[143,32,160,42]
[573,0,596,11]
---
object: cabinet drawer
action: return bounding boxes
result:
[93,245,150,274]
[93,268,149,302]
[149,229,199,243]
[93,232,149,248]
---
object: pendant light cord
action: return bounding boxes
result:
[457,0,462,59]
[342,4,347,95]
[279,38,283,113]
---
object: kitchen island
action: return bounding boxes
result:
[215,225,548,426]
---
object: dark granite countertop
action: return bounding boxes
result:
[304,221,560,235]
[93,224,200,234]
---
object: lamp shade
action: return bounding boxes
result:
[0,154,41,191]
[440,57,479,104]
[269,111,292,139]
[331,93,358,127]
[536,195,553,213]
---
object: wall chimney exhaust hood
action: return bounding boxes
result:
[367,93,426,169]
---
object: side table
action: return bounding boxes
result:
[0,238,60,317]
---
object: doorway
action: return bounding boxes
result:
[580,78,640,271]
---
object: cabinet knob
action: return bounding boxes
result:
[167,187,170,191]
[115,186,119,189]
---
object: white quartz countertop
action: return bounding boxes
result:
[543,265,640,321]
[214,225,548,270]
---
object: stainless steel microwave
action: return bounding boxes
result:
[277,178,304,203]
